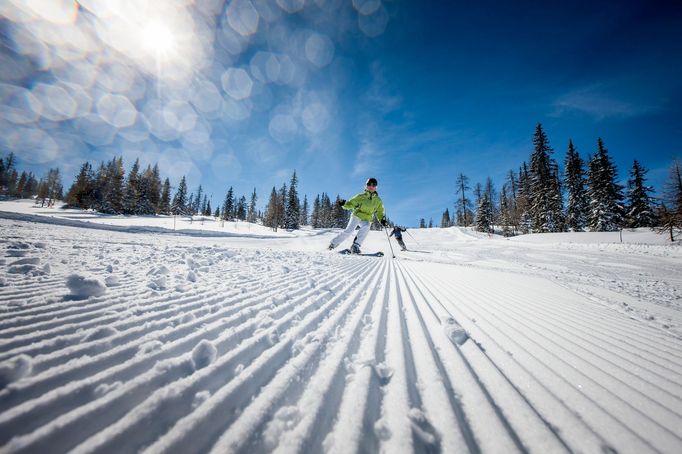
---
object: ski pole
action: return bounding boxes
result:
[405,230,420,245]
[384,226,395,258]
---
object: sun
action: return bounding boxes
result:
[142,21,175,55]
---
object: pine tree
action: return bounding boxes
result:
[136,168,155,215]
[1,153,17,196]
[15,172,27,198]
[564,140,589,231]
[455,173,472,227]
[528,123,563,232]
[586,138,625,231]
[484,177,498,229]
[311,195,321,228]
[159,178,171,215]
[123,158,140,214]
[499,185,513,236]
[202,195,209,216]
[171,176,188,215]
[264,187,280,230]
[20,172,38,198]
[236,195,247,220]
[441,208,451,228]
[625,160,657,228]
[106,158,125,214]
[247,188,258,223]
[214,206,220,218]
[504,170,519,234]
[278,184,287,229]
[150,165,161,213]
[299,194,309,226]
[66,162,94,209]
[476,193,493,233]
[91,162,108,211]
[285,171,300,229]
[517,163,532,233]
[193,185,203,216]
[428,218,433,228]
[222,187,235,221]
[419,218,426,228]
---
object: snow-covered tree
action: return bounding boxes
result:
[625,160,657,228]
[222,187,235,221]
[528,123,563,232]
[136,167,155,215]
[476,193,493,233]
[285,171,300,229]
[171,176,188,215]
[586,138,625,231]
[564,140,588,231]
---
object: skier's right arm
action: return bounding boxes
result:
[342,193,362,210]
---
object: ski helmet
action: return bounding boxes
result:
[366,177,378,187]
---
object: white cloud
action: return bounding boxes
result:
[552,85,661,120]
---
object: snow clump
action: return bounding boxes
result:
[191,340,217,370]
[0,355,33,387]
[66,274,107,300]
[82,326,118,342]
[105,275,120,287]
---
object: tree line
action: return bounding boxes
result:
[0,153,357,232]
[439,124,682,240]
[0,153,63,207]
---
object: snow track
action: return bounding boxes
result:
[1,219,681,453]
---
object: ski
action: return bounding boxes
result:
[338,249,384,257]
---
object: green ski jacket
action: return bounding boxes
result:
[342,190,385,222]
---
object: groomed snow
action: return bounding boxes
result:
[1,200,681,453]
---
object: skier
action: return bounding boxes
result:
[389,225,407,251]
[328,177,387,254]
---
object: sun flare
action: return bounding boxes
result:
[142,21,175,54]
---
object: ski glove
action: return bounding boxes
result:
[380,218,387,227]
[337,199,346,207]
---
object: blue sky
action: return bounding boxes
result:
[1,0,681,226]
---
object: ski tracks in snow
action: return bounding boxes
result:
[1,221,681,453]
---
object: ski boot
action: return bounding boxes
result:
[350,242,361,254]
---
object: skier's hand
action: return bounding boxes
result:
[337,199,346,207]
[380,218,387,227]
